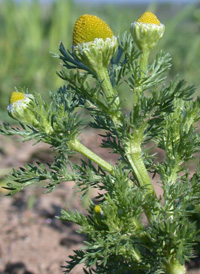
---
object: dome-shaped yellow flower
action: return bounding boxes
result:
[131,11,165,51]
[137,11,160,26]
[73,14,113,46]
[10,92,25,104]
[73,15,118,73]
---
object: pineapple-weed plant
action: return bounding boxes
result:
[1,11,200,274]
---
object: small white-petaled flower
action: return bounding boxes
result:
[7,91,38,126]
[74,36,118,73]
[131,11,165,51]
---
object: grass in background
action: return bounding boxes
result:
[0,0,199,119]
[0,0,72,120]
[157,3,200,89]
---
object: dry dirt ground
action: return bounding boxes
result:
[0,131,200,274]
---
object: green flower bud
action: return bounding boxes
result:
[131,11,165,51]
[7,91,39,126]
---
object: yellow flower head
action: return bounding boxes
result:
[73,14,114,46]
[94,205,101,214]
[10,92,25,104]
[137,11,160,26]
[73,14,117,72]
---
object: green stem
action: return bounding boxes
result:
[140,49,150,77]
[97,67,121,124]
[98,67,116,101]
[165,259,187,274]
[126,141,156,197]
[95,61,156,224]
[125,141,156,222]
[133,86,143,106]
[68,139,114,174]
[168,161,180,184]
[126,152,155,195]
[133,50,150,105]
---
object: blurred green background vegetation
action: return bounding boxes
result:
[0,0,200,120]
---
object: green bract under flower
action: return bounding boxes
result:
[74,36,118,73]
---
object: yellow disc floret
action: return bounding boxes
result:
[73,14,113,46]
[10,92,25,104]
[137,11,160,25]
[94,205,101,214]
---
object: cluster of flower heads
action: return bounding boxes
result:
[8,11,165,136]
[72,11,164,48]
[71,11,165,72]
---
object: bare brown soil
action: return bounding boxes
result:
[0,131,200,274]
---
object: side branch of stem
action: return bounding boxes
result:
[69,139,114,174]
[125,143,156,197]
